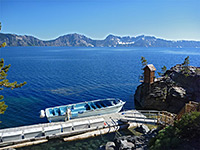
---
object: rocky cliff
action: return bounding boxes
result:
[1,33,200,47]
[134,64,200,113]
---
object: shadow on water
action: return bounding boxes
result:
[18,129,133,150]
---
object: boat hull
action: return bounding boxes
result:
[44,98,125,122]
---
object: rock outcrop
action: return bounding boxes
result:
[134,64,200,113]
[102,127,159,150]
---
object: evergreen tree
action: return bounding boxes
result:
[181,56,190,77]
[0,22,26,121]
[149,112,200,150]
[141,56,147,67]
[157,65,167,77]
[182,56,189,66]
[140,56,148,81]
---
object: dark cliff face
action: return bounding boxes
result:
[44,34,95,47]
[1,33,200,47]
[0,33,95,47]
[134,64,200,113]
[0,33,46,46]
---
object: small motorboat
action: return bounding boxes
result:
[40,98,125,122]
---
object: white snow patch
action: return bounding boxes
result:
[16,36,23,40]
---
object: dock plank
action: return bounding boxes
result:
[0,110,144,148]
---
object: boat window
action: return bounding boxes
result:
[100,103,106,107]
[103,101,112,106]
[85,104,91,110]
[59,107,67,116]
[49,109,54,116]
[96,103,102,108]
[54,108,60,116]
[91,104,96,109]
[75,103,85,108]
[93,103,99,109]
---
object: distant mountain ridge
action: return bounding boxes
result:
[0,33,200,48]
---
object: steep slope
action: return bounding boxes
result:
[134,64,200,113]
[44,33,95,47]
[1,33,200,47]
[0,33,46,46]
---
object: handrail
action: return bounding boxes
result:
[122,110,176,126]
[176,101,200,121]
[124,102,200,126]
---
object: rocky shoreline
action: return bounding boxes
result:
[101,125,159,150]
[101,63,200,150]
[134,64,200,113]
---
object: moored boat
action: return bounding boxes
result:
[40,98,126,122]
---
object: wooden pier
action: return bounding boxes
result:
[0,110,175,149]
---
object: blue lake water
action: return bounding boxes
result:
[0,47,200,128]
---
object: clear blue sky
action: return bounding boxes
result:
[0,0,200,41]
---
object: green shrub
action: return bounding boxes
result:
[149,112,200,150]
[175,111,200,139]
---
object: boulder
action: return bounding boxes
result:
[134,125,150,134]
[105,142,116,150]
[119,140,135,150]
[104,132,159,150]
[169,86,186,98]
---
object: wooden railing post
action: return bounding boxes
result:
[176,101,200,121]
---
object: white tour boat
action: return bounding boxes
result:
[40,98,125,122]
